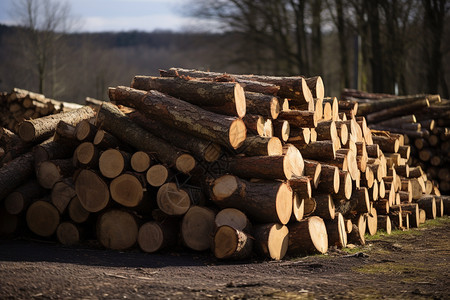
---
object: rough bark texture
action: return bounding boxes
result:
[0,152,34,200]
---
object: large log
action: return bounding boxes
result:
[96,210,138,250]
[131,76,246,118]
[287,216,328,255]
[127,110,222,163]
[97,102,196,173]
[74,169,110,213]
[210,174,293,225]
[181,206,216,251]
[26,199,60,237]
[164,67,313,103]
[109,87,246,150]
[252,223,289,260]
[18,106,95,142]
[56,222,82,246]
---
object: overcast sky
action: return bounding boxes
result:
[0,0,212,32]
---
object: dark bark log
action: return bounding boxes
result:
[0,152,34,200]
[287,216,328,255]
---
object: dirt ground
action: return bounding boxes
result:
[1,217,449,300]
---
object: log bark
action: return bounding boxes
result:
[399,203,420,228]
[35,139,75,167]
[252,223,289,260]
[415,196,436,219]
[303,159,321,189]
[236,135,282,156]
[365,98,430,123]
[97,102,196,173]
[0,151,35,200]
[287,216,328,255]
[131,76,246,118]
[96,209,138,250]
[51,178,76,214]
[278,110,318,128]
[295,140,336,160]
[18,106,95,142]
[213,225,253,260]
[272,120,290,142]
[377,215,392,234]
[312,194,336,220]
[75,169,110,213]
[109,87,246,150]
[317,164,340,194]
[73,142,99,168]
[181,206,216,251]
[210,174,292,225]
[4,179,46,215]
[245,92,280,119]
[288,176,312,200]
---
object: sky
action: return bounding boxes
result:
[0,0,213,32]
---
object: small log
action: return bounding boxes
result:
[312,194,335,220]
[291,194,305,222]
[18,106,95,142]
[288,127,310,147]
[51,178,76,214]
[130,151,152,173]
[245,91,280,119]
[236,135,283,156]
[215,208,251,232]
[181,206,216,251]
[156,182,191,216]
[110,173,145,208]
[350,187,370,214]
[4,179,46,215]
[288,176,312,200]
[75,169,110,213]
[146,164,171,187]
[36,158,74,189]
[252,223,289,260]
[325,212,347,248]
[415,196,436,219]
[213,225,253,260]
[35,139,75,167]
[73,142,99,168]
[138,219,179,253]
[303,159,321,189]
[56,222,81,245]
[68,196,90,224]
[272,119,290,142]
[287,216,328,255]
[400,203,420,228]
[97,102,196,173]
[335,170,353,200]
[210,174,293,225]
[372,135,400,153]
[278,110,318,128]
[99,149,131,179]
[93,129,122,149]
[348,217,366,245]
[377,215,392,234]
[419,209,426,224]
[74,119,97,142]
[366,206,378,236]
[26,199,60,237]
[0,152,35,200]
[97,209,138,250]
[296,140,336,160]
[317,164,339,194]
[374,199,390,215]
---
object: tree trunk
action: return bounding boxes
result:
[96,209,138,250]
[210,174,292,225]
[130,151,152,173]
[303,159,321,189]
[109,87,246,150]
[272,120,290,142]
[415,196,436,219]
[288,216,328,255]
[146,164,171,187]
[18,106,95,142]
[317,164,340,194]
[295,140,336,160]
[35,139,75,167]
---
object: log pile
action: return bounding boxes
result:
[342,88,450,194]
[0,71,449,262]
[0,88,83,133]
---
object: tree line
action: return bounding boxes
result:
[0,0,448,103]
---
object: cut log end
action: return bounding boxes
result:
[18,121,35,142]
[229,119,247,149]
[99,149,126,179]
[75,169,110,213]
[157,182,190,216]
[56,222,80,245]
[204,143,222,162]
[26,200,60,237]
[110,174,143,208]
[215,208,250,232]
[175,153,196,174]
[75,142,97,166]
[234,83,247,118]
[146,164,169,187]
[97,210,138,250]
[213,225,253,260]
[138,222,164,253]
[267,224,289,260]
[181,206,216,251]
[131,151,151,172]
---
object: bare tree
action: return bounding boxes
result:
[11,0,74,95]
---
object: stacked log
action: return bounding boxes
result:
[0,69,448,262]
[342,89,449,194]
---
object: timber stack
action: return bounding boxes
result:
[0,69,449,262]
[342,88,450,194]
